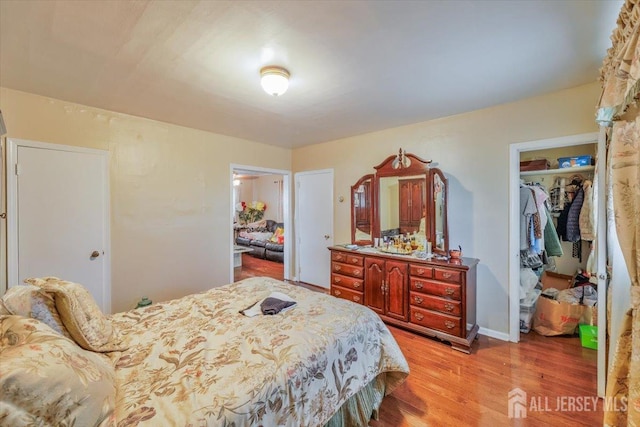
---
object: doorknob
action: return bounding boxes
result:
[324,234,330,240]
[90,251,100,258]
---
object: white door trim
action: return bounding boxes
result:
[294,169,334,284]
[508,131,598,342]
[6,138,111,312]
[229,164,292,283]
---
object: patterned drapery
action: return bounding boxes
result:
[599,1,640,425]
[598,0,640,125]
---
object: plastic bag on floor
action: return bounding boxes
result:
[520,268,539,300]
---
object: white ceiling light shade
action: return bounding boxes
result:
[260,66,290,96]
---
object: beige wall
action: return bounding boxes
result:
[0,87,291,313]
[292,82,601,335]
[1,82,601,335]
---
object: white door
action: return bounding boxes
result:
[7,139,110,312]
[295,170,333,288]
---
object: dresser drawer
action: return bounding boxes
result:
[410,306,462,336]
[331,262,364,279]
[433,267,462,284]
[409,264,433,278]
[331,286,364,305]
[331,252,364,266]
[410,292,461,316]
[331,273,364,291]
[410,278,461,300]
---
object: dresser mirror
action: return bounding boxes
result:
[351,174,373,245]
[430,168,449,253]
[350,149,449,255]
[378,175,425,236]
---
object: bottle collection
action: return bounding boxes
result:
[378,232,432,255]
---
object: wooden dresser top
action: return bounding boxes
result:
[328,245,479,270]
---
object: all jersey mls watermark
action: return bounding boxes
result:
[508,387,627,419]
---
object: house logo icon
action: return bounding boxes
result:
[508,388,527,419]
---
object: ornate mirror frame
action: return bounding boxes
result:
[351,174,374,246]
[429,168,449,255]
[350,149,449,255]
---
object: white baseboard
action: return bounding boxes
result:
[478,326,510,342]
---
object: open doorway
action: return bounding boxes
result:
[230,165,291,284]
[508,131,609,396]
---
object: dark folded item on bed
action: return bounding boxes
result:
[240,291,297,317]
[261,297,296,315]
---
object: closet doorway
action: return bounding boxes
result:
[508,131,607,397]
[229,165,291,284]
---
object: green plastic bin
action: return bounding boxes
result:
[579,325,598,350]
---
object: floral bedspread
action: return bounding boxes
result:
[108,277,409,427]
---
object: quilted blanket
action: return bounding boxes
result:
[109,277,409,426]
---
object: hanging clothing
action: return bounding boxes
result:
[543,207,563,257]
[556,203,571,241]
[579,180,596,241]
[520,187,538,250]
[566,186,585,242]
[531,186,549,235]
[530,189,542,239]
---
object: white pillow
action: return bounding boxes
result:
[246,231,274,241]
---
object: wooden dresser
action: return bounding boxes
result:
[329,246,479,353]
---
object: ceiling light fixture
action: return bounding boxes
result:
[260,66,290,96]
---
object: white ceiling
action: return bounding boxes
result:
[0,0,623,148]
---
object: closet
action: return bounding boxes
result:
[518,142,597,336]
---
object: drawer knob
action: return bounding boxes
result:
[350,257,359,264]
[336,254,344,260]
[445,287,454,296]
[334,289,341,296]
[414,312,424,321]
[335,265,341,271]
[444,302,454,312]
[353,270,361,277]
[335,277,341,283]
[417,268,425,275]
[442,272,452,279]
[353,282,361,288]
[416,282,424,289]
[444,320,456,329]
[353,295,361,302]
[414,296,423,304]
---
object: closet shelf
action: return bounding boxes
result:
[519,165,594,177]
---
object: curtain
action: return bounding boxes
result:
[598,1,640,425]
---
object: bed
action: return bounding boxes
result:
[0,276,409,426]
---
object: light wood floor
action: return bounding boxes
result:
[371,328,601,426]
[236,255,601,426]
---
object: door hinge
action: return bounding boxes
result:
[14,163,20,175]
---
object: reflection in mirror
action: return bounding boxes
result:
[430,168,448,254]
[379,175,426,238]
[351,175,373,245]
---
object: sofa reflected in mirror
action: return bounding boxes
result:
[235,219,284,263]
